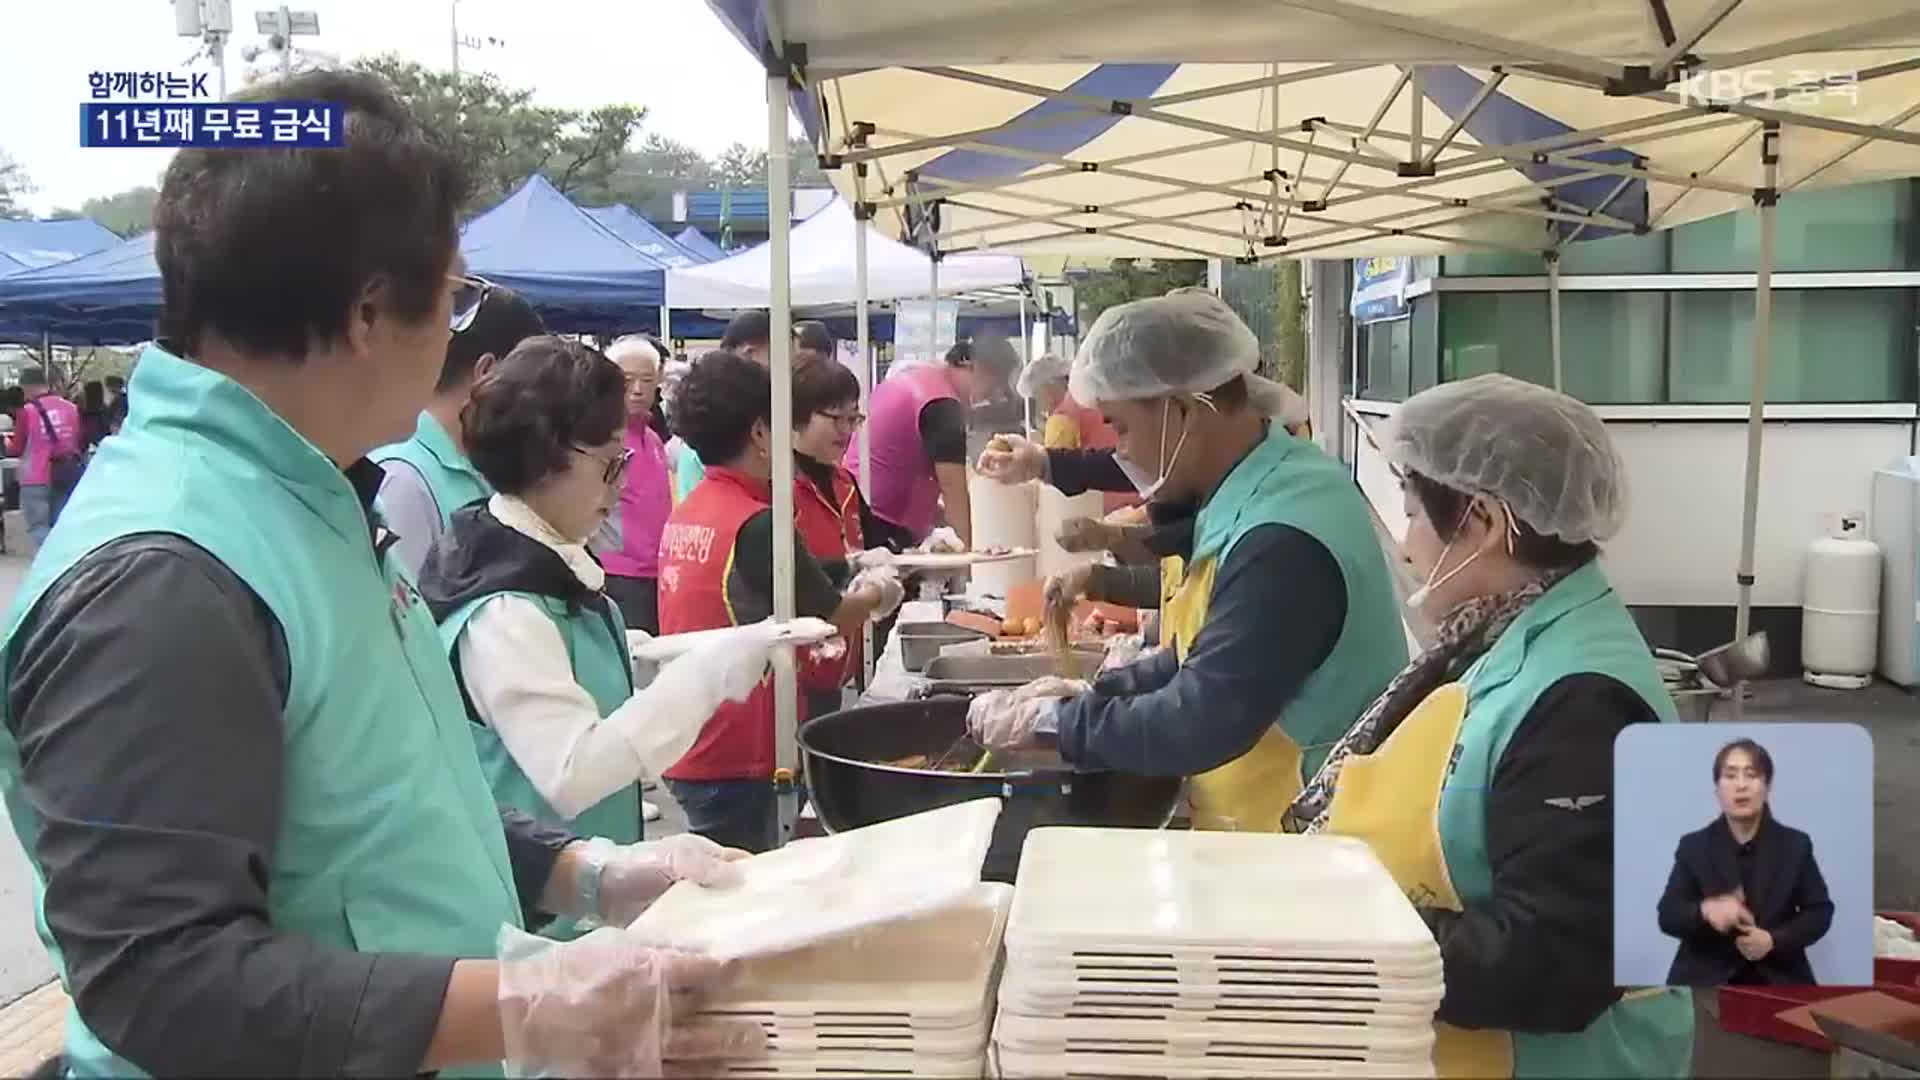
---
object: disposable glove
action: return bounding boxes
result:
[1054,516,1123,553]
[849,566,905,619]
[1043,565,1095,613]
[975,432,1047,484]
[921,526,966,554]
[966,677,1090,749]
[586,834,750,928]
[850,547,897,570]
[1100,634,1148,672]
[696,621,783,703]
[497,925,764,1078]
[622,622,781,777]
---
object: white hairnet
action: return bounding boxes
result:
[1386,373,1627,544]
[1016,353,1070,398]
[1068,287,1307,427]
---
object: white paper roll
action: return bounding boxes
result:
[1038,486,1104,582]
[970,472,1039,594]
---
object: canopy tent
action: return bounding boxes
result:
[666,196,1025,308]
[696,0,1920,844]
[675,225,729,261]
[0,250,24,278]
[460,174,669,329]
[0,219,121,272]
[0,232,161,345]
[585,204,712,267]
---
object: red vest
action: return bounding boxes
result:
[796,460,865,677]
[658,466,839,780]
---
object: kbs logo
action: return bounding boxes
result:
[1674,68,1860,108]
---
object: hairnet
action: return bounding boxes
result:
[1016,353,1070,398]
[1386,373,1627,544]
[1068,286,1304,427]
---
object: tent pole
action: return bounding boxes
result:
[1018,290,1032,437]
[1732,123,1780,721]
[766,70,800,846]
[854,191,877,683]
[1547,252,1564,391]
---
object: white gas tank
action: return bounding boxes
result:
[1802,514,1883,689]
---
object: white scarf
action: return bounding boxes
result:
[488,493,607,591]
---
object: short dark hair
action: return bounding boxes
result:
[1406,471,1600,572]
[82,381,105,411]
[672,350,769,465]
[441,286,544,392]
[461,335,626,494]
[103,375,126,392]
[720,310,773,352]
[944,340,974,366]
[154,69,468,362]
[793,355,860,423]
[1713,738,1775,784]
[795,320,835,356]
[19,368,48,388]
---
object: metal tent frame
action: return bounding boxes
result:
[723,0,1920,842]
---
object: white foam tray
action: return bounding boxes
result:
[753,1020,988,1055]
[1004,950,1444,985]
[998,983,1441,1023]
[687,882,1011,1024]
[1001,969,1442,1004]
[631,799,1001,961]
[1008,829,1439,956]
[710,1048,986,1077]
[993,1010,1437,1055]
[991,1043,1436,1079]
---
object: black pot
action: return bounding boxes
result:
[798,697,1183,883]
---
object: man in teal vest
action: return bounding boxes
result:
[0,70,759,1078]
[967,289,1407,833]
[373,283,545,579]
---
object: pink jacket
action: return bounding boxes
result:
[843,364,958,542]
[9,394,81,486]
[596,422,672,578]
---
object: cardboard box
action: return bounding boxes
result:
[1806,993,1920,1078]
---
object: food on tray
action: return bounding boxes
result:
[986,434,1015,452]
[885,753,931,769]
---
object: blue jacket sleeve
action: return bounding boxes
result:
[1054,524,1346,776]
[1090,646,1179,697]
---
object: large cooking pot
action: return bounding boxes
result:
[799,697,1183,882]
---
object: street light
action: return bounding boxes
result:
[253,6,318,78]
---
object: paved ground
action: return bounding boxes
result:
[0,543,1909,1073]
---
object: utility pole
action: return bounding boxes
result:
[174,0,233,98]
[449,0,460,75]
[252,6,318,80]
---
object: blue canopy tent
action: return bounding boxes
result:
[674,226,727,262]
[0,232,161,345]
[0,219,120,272]
[585,205,709,268]
[460,175,670,333]
[0,250,24,278]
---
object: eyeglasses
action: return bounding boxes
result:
[449,274,494,334]
[821,409,865,430]
[574,446,634,486]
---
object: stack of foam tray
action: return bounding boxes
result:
[687,882,1013,1078]
[991,828,1445,1078]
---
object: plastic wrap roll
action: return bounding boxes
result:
[969,472,1039,595]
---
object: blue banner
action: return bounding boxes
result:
[81,102,345,149]
[1351,256,1413,324]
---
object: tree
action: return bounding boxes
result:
[354,55,645,217]
[583,133,716,219]
[1073,258,1209,328]
[54,186,160,237]
[0,151,32,220]
[708,138,829,190]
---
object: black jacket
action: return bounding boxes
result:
[1658,811,1833,986]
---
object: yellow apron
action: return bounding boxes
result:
[1321,682,1513,1078]
[1165,557,1305,833]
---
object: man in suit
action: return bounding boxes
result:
[1657,738,1834,986]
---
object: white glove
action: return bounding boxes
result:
[622,624,781,777]
[850,566,905,619]
[976,433,1047,484]
[1100,634,1148,672]
[922,526,966,554]
[966,677,1089,750]
[699,621,783,703]
[586,834,749,927]
[850,547,897,571]
[498,925,764,1078]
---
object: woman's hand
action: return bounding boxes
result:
[1043,564,1094,612]
[976,433,1047,484]
[1735,926,1775,962]
[1700,892,1751,934]
[592,834,750,927]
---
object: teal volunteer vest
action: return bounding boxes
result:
[439,589,639,939]
[373,411,492,527]
[1441,560,1695,1078]
[0,347,523,1078]
[1187,426,1410,777]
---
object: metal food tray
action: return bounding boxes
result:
[921,651,1102,691]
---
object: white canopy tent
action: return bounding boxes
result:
[667,195,1025,308]
[704,0,1920,842]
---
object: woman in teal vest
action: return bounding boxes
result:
[418,336,780,939]
[1285,374,1694,1078]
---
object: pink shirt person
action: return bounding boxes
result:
[9,391,82,487]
